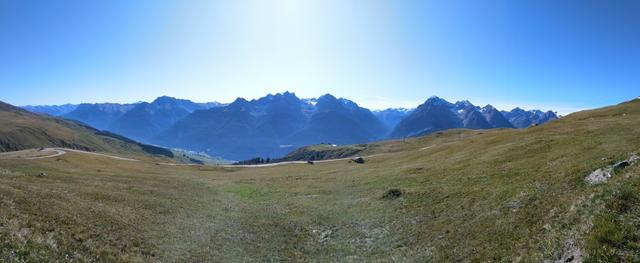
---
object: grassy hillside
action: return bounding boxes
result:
[275,143,368,162]
[0,101,172,157]
[0,98,639,261]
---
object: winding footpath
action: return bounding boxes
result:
[0,148,138,162]
[2,143,437,168]
[25,149,66,160]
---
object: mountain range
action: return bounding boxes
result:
[20,93,558,160]
[154,92,387,160]
[502,108,560,128]
[372,108,414,131]
[389,96,557,138]
[108,96,224,141]
[22,104,78,116]
[63,103,140,130]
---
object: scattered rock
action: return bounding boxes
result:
[586,167,613,184]
[612,154,638,171]
[312,227,334,243]
[555,240,582,263]
[613,160,630,170]
[352,157,365,164]
[586,154,638,184]
[9,250,17,258]
[382,188,403,200]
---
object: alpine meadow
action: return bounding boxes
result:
[1,1,639,262]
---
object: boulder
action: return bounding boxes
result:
[586,167,613,184]
[352,157,365,164]
[586,153,639,184]
[613,161,630,170]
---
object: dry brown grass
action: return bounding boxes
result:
[0,99,639,261]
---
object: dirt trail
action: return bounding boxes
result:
[0,148,202,166]
[25,149,66,160]
[419,146,434,151]
[0,148,65,160]
[63,148,139,161]
[0,148,139,162]
[1,142,438,168]
[155,162,201,166]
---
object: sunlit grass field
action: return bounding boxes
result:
[1,99,640,262]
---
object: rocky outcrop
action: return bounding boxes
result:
[586,154,639,184]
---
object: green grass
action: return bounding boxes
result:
[584,175,640,262]
[221,183,278,201]
[0,99,640,261]
[276,143,368,161]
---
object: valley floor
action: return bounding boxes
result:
[1,99,640,262]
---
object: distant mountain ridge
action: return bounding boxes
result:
[107,96,223,141]
[154,92,387,160]
[390,96,558,138]
[22,93,558,160]
[63,103,139,130]
[55,97,224,140]
[482,105,514,128]
[373,108,414,132]
[22,104,78,116]
[502,108,559,128]
[390,97,464,138]
[453,100,493,129]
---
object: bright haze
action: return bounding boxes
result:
[1,0,639,114]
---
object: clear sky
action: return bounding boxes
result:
[1,0,638,114]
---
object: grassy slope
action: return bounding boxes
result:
[0,101,171,158]
[276,144,368,162]
[0,99,639,261]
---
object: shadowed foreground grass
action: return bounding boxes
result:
[1,99,640,261]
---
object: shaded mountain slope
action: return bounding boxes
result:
[389,97,463,138]
[453,100,493,129]
[154,97,284,160]
[63,102,137,130]
[107,96,215,141]
[482,105,514,128]
[156,92,387,160]
[502,107,559,128]
[373,108,413,131]
[0,101,172,157]
[390,97,556,138]
[285,94,387,145]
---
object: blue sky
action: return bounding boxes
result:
[1,0,638,114]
